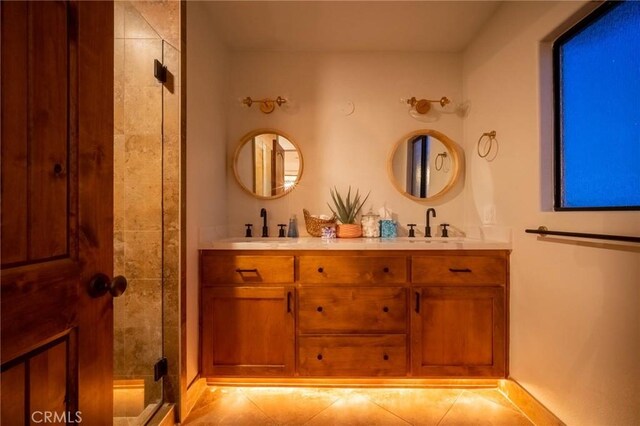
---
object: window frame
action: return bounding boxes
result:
[552,0,640,211]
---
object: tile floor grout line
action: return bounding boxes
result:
[495,388,537,425]
[360,392,414,425]
[435,388,464,426]
[300,395,343,425]
[238,387,281,425]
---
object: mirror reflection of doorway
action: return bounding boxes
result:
[252,134,297,197]
[407,135,431,198]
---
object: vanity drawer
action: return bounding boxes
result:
[299,255,407,285]
[298,335,406,376]
[201,254,294,285]
[412,255,506,285]
[298,287,407,333]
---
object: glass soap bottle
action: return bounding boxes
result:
[287,214,299,238]
[361,209,380,238]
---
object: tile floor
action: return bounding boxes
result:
[113,386,159,426]
[183,386,534,425]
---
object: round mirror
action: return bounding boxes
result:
[233,129,303,199]
[387,129,462,202]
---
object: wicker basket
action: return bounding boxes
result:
[303,209,336,237]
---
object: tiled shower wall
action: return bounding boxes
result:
[113,0,181,408]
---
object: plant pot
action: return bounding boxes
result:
[336,224,362,238]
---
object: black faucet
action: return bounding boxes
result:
[260,208,269,237]
[425,208,436,237]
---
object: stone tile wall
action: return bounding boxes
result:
[114,0,181,412]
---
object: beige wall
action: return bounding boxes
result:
[462,2,640,424]
[186,2,229,385]
[226,52,465,237]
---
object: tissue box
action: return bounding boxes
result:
[380,220,397,238]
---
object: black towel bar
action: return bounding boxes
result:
[525,226,640,243]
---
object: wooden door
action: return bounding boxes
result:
[271,138,284,196]
[1,1,115,424]
[201,286,295,376]
[411,287,506,377]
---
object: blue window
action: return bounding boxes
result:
[554,1,640,210]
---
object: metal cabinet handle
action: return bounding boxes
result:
[317,354,323,360]
[415,291,420,313]
[383,354,389,361]
[383,267,390,273]
[383,306,389,313]
[449,268,472,273]
[317,267,324,273]
[287,291,292,313]
[317,306,323,312]
[235,268,258,273]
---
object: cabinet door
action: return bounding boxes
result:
[202,286,295,376]
[411,287,505,377]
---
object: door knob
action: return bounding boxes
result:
[88,273,128,298]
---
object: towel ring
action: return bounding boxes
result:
[435,152,449,171]
[477,130,497,158]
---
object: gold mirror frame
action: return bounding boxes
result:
[387,129,462,202]
[232,128,304,200]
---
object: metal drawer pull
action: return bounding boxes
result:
[383,354,389,361]
[449,268,472,273]
[318,267,324,273]
[235,268,258,273]
[287,291,292,313]
[383,306,389,313]
[383,267,390,273]
[317,354,323,360]
[415,292,420,313]
[317,306,323,312]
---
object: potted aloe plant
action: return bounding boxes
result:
[328,186,370,238]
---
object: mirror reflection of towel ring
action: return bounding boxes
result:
[477,130,498,158]
[435,152,449,172]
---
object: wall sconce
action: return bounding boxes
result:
[405,96,451,114]
[242,96,287,114]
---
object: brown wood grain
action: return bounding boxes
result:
[27,1,69,261]
[1,2,114,424]
[298,287,407,334]
[201,254,294,285]
[1,1,29,265]
[299,255,408,285]
[202,286,295,377]
[1,362,26,426]
[412,254,506,285]
[298,335,406,376]
[29,341,67,423]
[411,286,506,377]
[200,249,509,381]
[75,1,114,422]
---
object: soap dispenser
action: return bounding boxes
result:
[287,214,299,238]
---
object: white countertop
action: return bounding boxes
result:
[200,237,511,251]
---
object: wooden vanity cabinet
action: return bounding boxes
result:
[410,252,508,377]
[296,254,409,377]
[200,252,295,376]
[200,249,509,379]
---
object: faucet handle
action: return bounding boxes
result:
[407,224,416,238]
[245,224,253,238]
[278,224,287,238]
[441,223,450,238]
